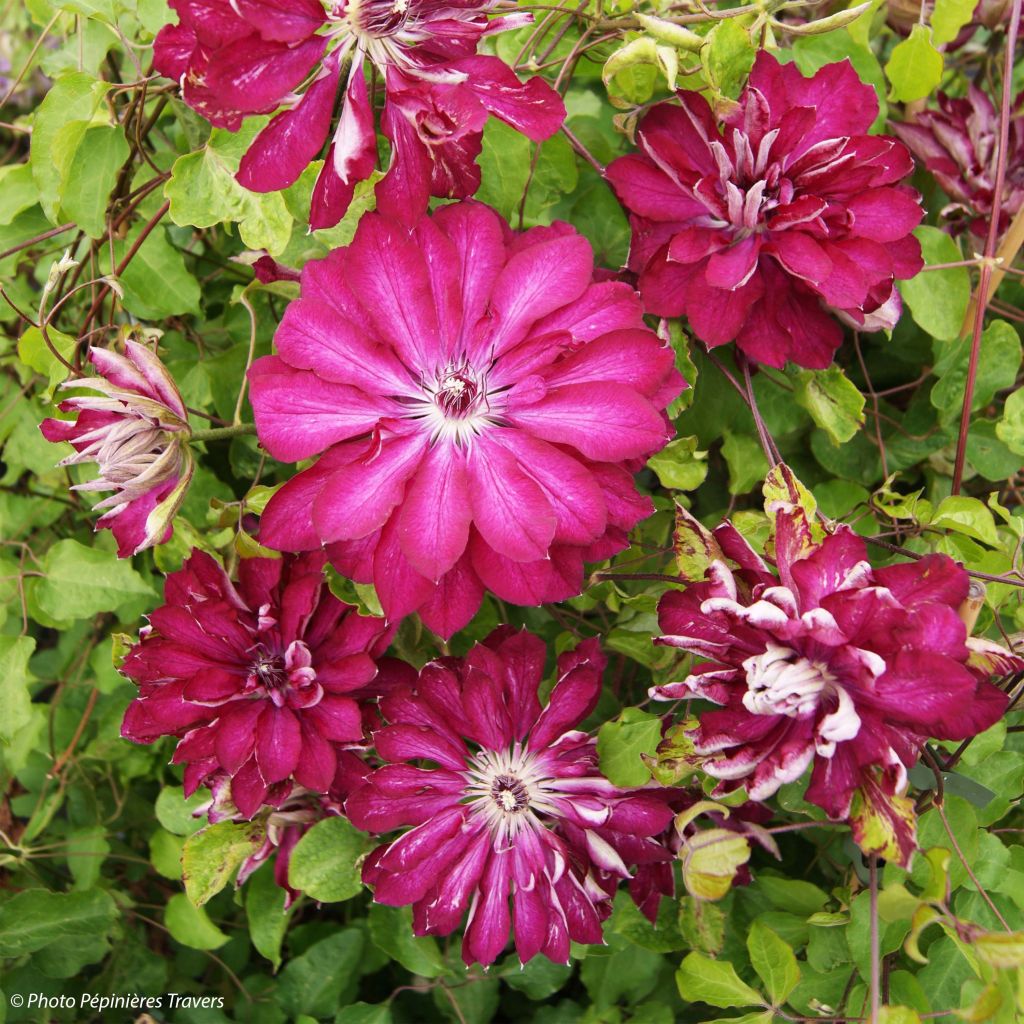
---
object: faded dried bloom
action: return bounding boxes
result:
[607,52,923,369]
[154,0,564,228]
[346,629,673,966]
[893,86,1024,239]
[40,342,194,557]
[121,550,393,817]
[650,503,1011,865]
[249,202,683,638]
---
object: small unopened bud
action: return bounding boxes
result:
[957,580,986,634]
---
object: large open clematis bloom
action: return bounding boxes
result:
[249,201,684,638]
[346,629,674,966]
[153,0,565,228]
[606,52,923,369]
[120,550,393,817]
[650,505,1011,864]
[892,86,1024,240]
[40,342,193,558]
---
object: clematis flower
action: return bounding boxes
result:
[345,629,674,966]
[892,87,1024,240]
[606,51,923,369]
[40,342,193,558]
[153,0,565,229]
[249,201,684,638]
[120,549,393,817]
[650,504,1010,864]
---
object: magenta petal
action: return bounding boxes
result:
[206,34,328,113]
[468,438,556,563]
[237,64,339,193]
[397,445,472,581]
[256,706,302,784]
[463,850,512,966]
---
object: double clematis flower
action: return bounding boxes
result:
[249,201,683,638]
[893,86,1024,240]
[606,52,923,369]
[120,550,393,817]
[40,341,194,558]
[154,0,565,228]
[650,501,1012,864]
[345,628,674,966]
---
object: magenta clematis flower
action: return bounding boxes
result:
[606,52,924,369]
[345,629,674,966]
[120,549,393,817]
[892,87,1024,240]
[249,202,684,638]
[650,506,1010,863]
[153,0,565,229]
[40,342,193,558]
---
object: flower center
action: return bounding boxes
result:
[246,640,322,709]
[332,0,410,39]
[742,643,832,718]
[436,369,480,418]
[490,773,530,814]
[742,642,862,756]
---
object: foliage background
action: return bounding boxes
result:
[1,0,1024,1021]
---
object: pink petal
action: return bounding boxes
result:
[256,706,302,784]
[206,34,328,113]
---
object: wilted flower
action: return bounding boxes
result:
[650,503,1010,864]
[892,86,1024,239]
[606,52,923,369]
[250,201,683,638]
[154,0,564,228]
[120,550,393,817]
[40,342,194,557]
[346,629,674,966]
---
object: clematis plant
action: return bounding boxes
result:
[893,86,1024,239]
[40,341,194,558]
[120,550,393,817]
[650,479,1012,865]
[153,0,565,228]
[345,628,674,966]
[606,52,923,369]
[249,201,684,638]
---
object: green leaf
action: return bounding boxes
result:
[701,17,756,103]
[165,122,293,255]
[931,0,978,43]
[996,387,1024,455]
[335,1003,393,1024]
[647,435,709,491]
[474,119,532,221]
[680,827,752,901]
[676,952,764,1008]
[154,786,208,836]
[722,430,769,495]
[930,495,1000,547]
[886,25,943,102]
[246,862,290,970]
[66,826,110,891]
[17,325,76,395]
[0,889,117,956]
[747,921,801,1005]
[596,707,662,786]
[754,877,830,917]
[0,164,39,226]
[287,817,372,902]
[931,320,1022,424]
[279,929,364,1018]
[182,820,266,906]
[60,125,129,238]
[33,538,155,621]
[112,224,202,319]
[368,904,447,979]
[29,71,110,222]
[164,893,229,950]
[793,366,865,445]
[580,933,663,1010]
[0,636,35,746]
[898,227,971,342]
[501,956,573,1000]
